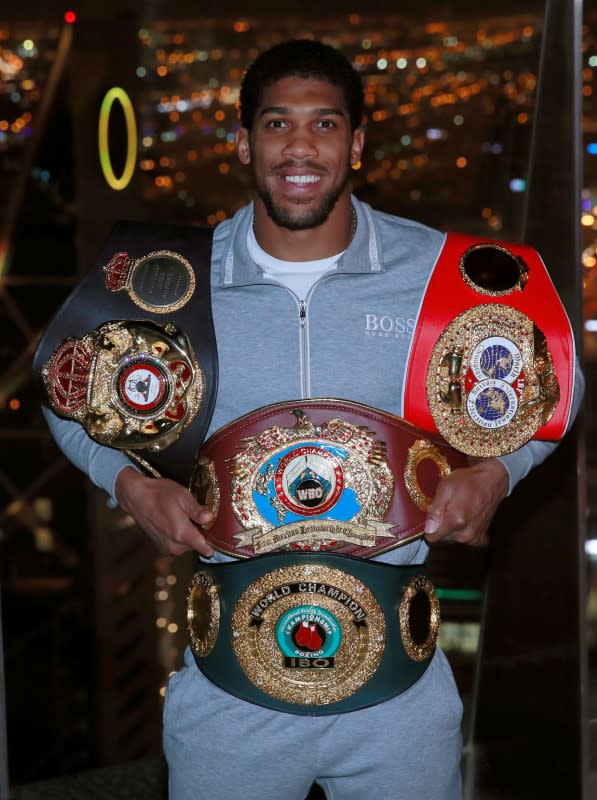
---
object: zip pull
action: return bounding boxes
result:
[299,300,306,326]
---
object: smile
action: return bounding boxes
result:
[283,175,321,184]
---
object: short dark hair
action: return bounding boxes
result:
[239,39,364,132]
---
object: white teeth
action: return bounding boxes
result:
[284,175,320,184]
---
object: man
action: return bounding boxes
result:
[42,40,582,798]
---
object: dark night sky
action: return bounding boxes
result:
[1,0,547,21]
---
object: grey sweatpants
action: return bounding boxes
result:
[163,646,463,799]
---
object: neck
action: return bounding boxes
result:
[252,194,355,261]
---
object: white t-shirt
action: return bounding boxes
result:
[247,221,344,300]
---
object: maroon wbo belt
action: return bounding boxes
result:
[190,399,467,559]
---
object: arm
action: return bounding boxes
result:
[43,406,214,557]
[424,355,585,545]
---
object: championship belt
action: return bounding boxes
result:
[187,552,439,715]
[403,233,575,457]
[33,221,217,484]
[41,320,203,452]
[190,399,467,559]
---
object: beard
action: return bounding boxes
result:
[253,161,351,231]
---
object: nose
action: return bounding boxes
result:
[281,125,318,160]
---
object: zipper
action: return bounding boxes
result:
[299,299,309,398]
[296,273,339,398]
[279,272,336,400]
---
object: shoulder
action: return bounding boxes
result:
[357,201,446,271]
[368,204,444,246]
[212,212,237,245]
[211,204,252,264]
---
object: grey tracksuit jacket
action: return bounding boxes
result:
[44,194,581,569]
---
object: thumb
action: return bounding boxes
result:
[424,480,451,535]
[424,509,442,535]
[188,504,214,527]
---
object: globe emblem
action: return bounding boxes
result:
[479,344,514,380]
[475,385,510,422]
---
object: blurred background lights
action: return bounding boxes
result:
[509,178,527,192]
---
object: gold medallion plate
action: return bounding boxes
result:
[42,319,204,451]
[426,304,560,456]
[231,563,386,706]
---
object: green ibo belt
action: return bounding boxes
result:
[187,552,439,716]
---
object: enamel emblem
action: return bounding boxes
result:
[42,320,204,451]
[104,249,195,313]
[228,410,395,555]
[426,304,560,457]
[231,563,386,706]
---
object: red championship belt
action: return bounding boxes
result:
[190,399,467,559]
[403,233,575,457]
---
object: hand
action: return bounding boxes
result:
[115,466,215,557]
[423,458,509,546]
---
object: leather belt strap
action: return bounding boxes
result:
[187,552,439,716]
[33,220,218,485]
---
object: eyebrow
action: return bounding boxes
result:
[258,106,347,119]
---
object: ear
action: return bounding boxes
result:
[235,128,251,165]
[350,128,365,165]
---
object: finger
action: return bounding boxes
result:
[193,530,215,558]
[184,523,215,557]
[186,505,215,532]
[424,481,453,535]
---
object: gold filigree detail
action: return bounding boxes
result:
[399,575,440,662]
[404,440,452,511]
[42,320,205,452]
[189,457,221,519]
[426,304,560,457]
[228,411,394,553]
[187,571,220,657]
[128,250,196,314]
[231,563,386,706]
[123,450,163,478]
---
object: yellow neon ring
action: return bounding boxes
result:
[98,87,137,191]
